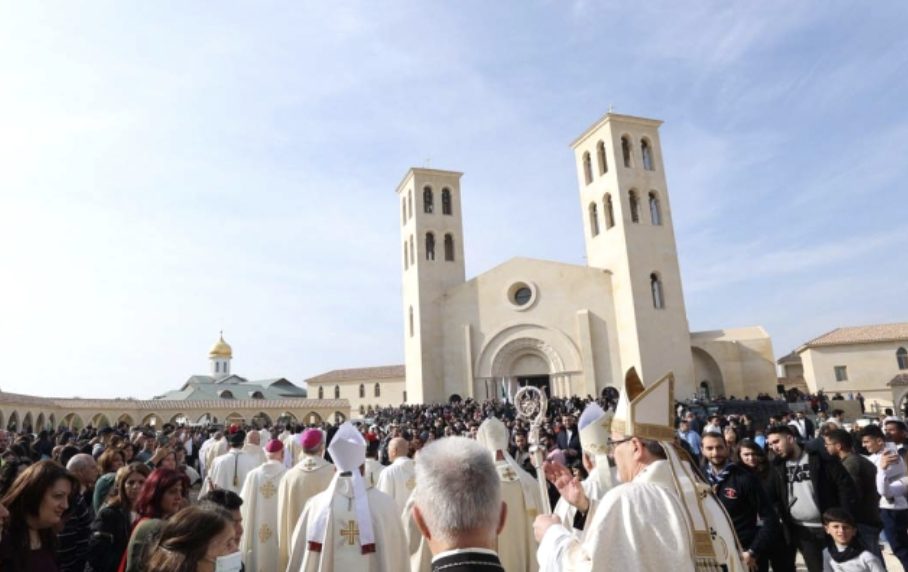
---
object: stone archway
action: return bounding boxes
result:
[225,412,245,426]
[118,414,135,427]
[36,413,46,431]
[277,412,299,426]
[7,411,19,432]
[48,413,56,429]
[91,413,111,429]
[303,412,321,425]
[141,413,163,428]
[251,411,272,428]
[692,347,725,399]
[170,413,189,426]
[61,413,84,431]
[333,411,346,424]
[22,412,33,432]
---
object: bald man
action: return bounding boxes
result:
[59,454,100,571]
[243,428,266,465]
[377,437,416,516]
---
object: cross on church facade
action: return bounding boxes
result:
[340,520,359,545]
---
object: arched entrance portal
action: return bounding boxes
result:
[692,347,725,400]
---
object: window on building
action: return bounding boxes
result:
[250,391,264,399]
[374,383,380,397]
[402,199,407,225]
[442,188,452,215]
[650,273,664,309]
[334,385,340,399]
[409,235,415,265]
[359,404,364,414]
[403,241,409,270]
[318,386,324,399]
[444,233,455,261]
[589,202,599,236]
[359,384,365,398]
[582,152,593,185]
[215,362,220,373]
[597,140,608,175]
[649,191,662,225]
[219,390,234,399]
[604,193,615,229]
[426,232,436,260]
[898,348,908,370]
[423,186,434,213]
[403,390,407,402]
[641,139,654,171]
[834,366,848,382]
[408,190,413,219]
[629,190,640,223]
[409,306,414,337]
[621,136,632,168]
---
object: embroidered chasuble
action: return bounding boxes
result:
[287,477,408,572]
[277,455,335,571]
[239,459,287,572]
[403,495,432,572]
[495,460,540,572]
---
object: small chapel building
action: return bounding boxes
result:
[307,112,778,409]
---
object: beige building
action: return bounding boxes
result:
[305,365,405,418]
[1,334,350,431]
[779,322,908,411]
[306,112,778,411]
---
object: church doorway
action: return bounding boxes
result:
[517,375,551,397]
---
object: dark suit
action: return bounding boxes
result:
[556,428,582,466]
[430,550,504,572]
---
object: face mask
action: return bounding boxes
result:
[214,551,243,572]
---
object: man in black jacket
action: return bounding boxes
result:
[766,425,858,572]
[701,432,779,572]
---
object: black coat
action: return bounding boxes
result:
[707,463,780,558]
[430,550,505,572]
[768,447,857,536]
[85,505,131,572]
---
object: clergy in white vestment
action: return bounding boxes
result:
[283,428,305,468]
[552,404,615,529]
[402,494,432,572]
[205,432,230,474]
[277,428,336,572]
[411,437,507,572]
[198,430,222,480]
[476,417,542,572]
[244,430,267,466]
[201,428,262,496]
[259,427,272,443]
[376,437,416,516]
[364,438,384,488]
[534,369,744,572]
[239,438,288,572]
[287,422,408,572]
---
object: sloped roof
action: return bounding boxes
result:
[0,390,339,410]
[306,365,405,384]
[798,323,908,352]
[777,351,802,365]
[889,374,908,387]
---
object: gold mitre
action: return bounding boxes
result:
[610,368,676,441]
[578,403,613,457]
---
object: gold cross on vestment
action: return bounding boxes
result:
[340,520,359,545]
[501,467,517,480]
[303,458,317,471]
[260,480,277,499]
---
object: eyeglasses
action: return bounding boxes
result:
[607,436,633,450]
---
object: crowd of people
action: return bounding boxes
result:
[0,387,904,571]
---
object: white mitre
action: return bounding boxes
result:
[476,416,510,455]
[610,367,675,441]
[577,403,614,490]
[307,422,375,552]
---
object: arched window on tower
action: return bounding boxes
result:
[444,233,455,261]
[604,193,615,229]
[641,139,654,171]
[318,386,324,399]
[402,199,407,225]
[629,190,640,223]
[597,140,608,174]
[582,152,593,185]
[403,241,409,270]
[408,190,413,219]
[898,347,908,370]
[359,384,365,398]
[621,136,632,168]
[649,191,662,225]
[589,202,599,236]
[409,235,415,265]
[374,383,381,397]
[334,385,340,399]
[442,188,452,215]
[423,186,434,213]
[409,306,414,337]
[425,232,436,261]
[651,273,665,309]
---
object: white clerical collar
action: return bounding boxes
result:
[392,456,411,466]
[432,547,498,563]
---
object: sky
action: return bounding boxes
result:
[1,2,906,399]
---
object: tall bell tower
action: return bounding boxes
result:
[571,113,694,394]
[397,168,466,404]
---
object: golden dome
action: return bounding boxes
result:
[209,333,233,358]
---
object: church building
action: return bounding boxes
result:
[308,112,778,409]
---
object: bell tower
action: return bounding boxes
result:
[397,168,466,404]
[571,113,694,395]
